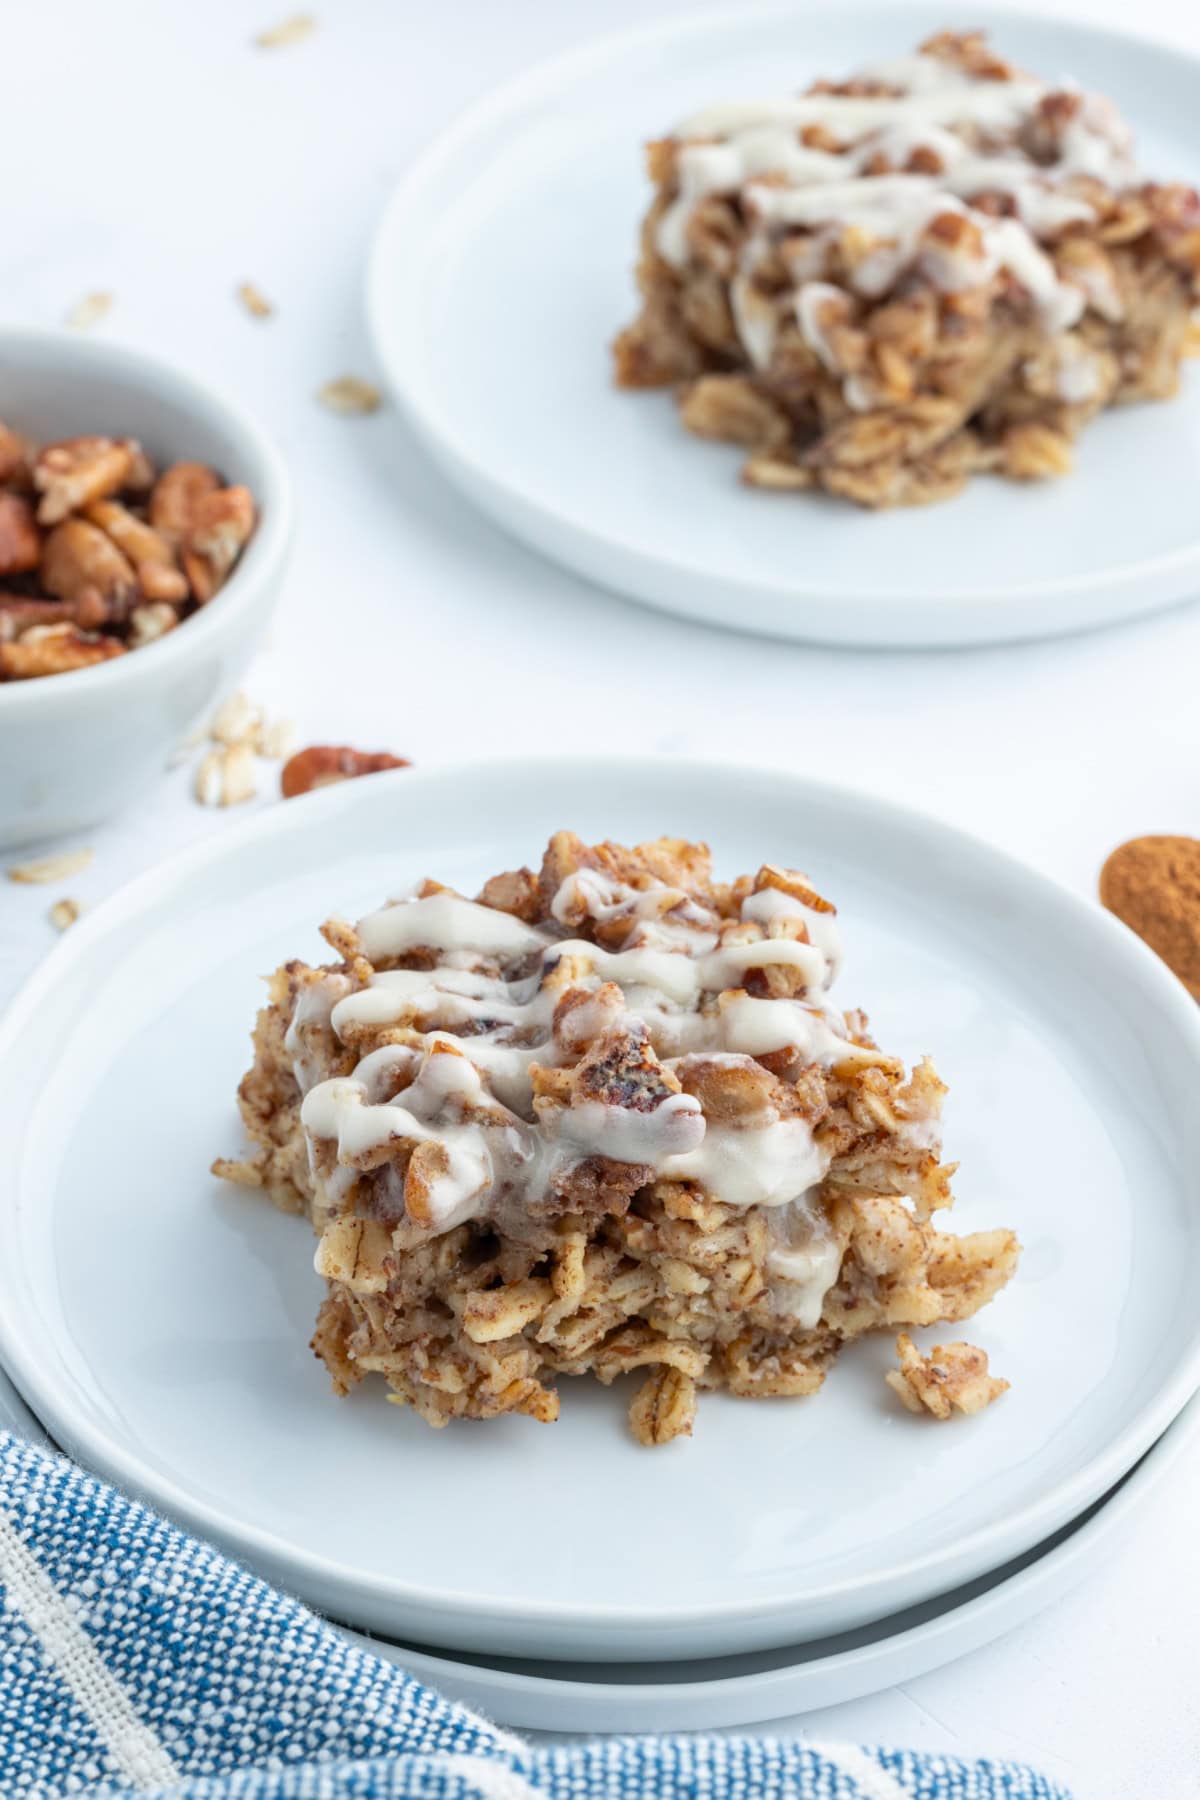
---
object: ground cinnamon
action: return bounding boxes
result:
[1099,836,1200,998]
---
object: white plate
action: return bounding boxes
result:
[4,1363,1192,1733]
[367,3,1200,648]
[0,1365,50,1449]
[0,759,1198,1662]
[349,1395,1200,1732]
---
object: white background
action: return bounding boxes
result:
[2,2,1199,1795]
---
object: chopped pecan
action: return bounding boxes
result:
[0,593,110,639]
[32,436,144,525]
[0,423,31,487]
[181,485,255,601]
[148,461,220,544]
[128,602,179,646]
[0,622,125,680]
[476,865,541,923]
[40,518,137,620]
[0,493,42,575]
[280,745,410,798]
[84,500,187,603]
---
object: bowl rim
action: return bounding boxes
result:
[0,325,293,716]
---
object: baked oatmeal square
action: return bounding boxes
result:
[613,31,1200,507]
[217,833,1017,1443]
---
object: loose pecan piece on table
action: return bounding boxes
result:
[280,746,411,798]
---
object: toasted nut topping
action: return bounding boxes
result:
[237,282,274,319]
[0,494,42,576]
[49,897,84,931]
[84,501,187,603]
[254,13,316,48]
[280,744,410,798]
[40,518,137,618]
[0,426,256,683]
[0,423,31,487]
[128,602,179,647]
[0,596,73,640]
[182,486,255,602]
[65,292,114,331]
[33,437,142,526]
[0,623,125,679]
[316,376,382,416]
[9,848,94,885]
[210,690,262,746]
[149,462,221,545]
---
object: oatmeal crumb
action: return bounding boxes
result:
[886,1332,1009,1420]
[238,283,274,320]
[9,847,94,885]
[65,292,113,331]
[316,376,381,416]
[254,13,316,48]
[49,897,83,931]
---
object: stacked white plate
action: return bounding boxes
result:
[1,759,1198,1728]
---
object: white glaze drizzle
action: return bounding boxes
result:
[654,45,1139,389]
[296,865,934,1316]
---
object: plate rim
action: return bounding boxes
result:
[365,0,1200,640]
[1,755,1198,1641]
[342,1391,1200,1726]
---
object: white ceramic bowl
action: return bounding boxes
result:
[0,328,292,847]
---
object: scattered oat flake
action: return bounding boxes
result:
[66,292,113,331]
[49,897,83,931]
[238,282,274,320]
[195,743,258,807]
[255,13,316,48]
[9,848,94,885]
[317,376,381,417]
[210,690,261,747]
[256,716,298,760]
[220,741,259,806]
[194,750,224,807]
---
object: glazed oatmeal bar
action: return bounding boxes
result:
[613,31,1200,506]
[216,834,1018,1443]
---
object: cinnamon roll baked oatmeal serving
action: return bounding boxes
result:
[614,30,1200,507]
[217,833,1018,1444]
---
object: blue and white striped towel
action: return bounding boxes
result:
[0,1431,1069,1800]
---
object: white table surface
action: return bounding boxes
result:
[2,2,1199,1795]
